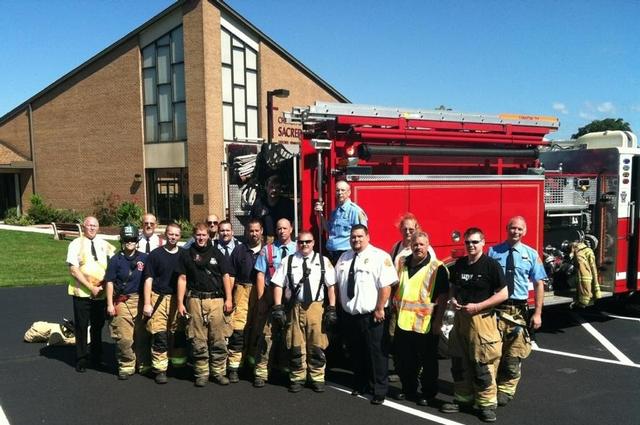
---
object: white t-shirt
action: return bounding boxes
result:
[271,252,335,303]
[336,245,398,314]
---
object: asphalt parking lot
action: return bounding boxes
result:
[1,286,639,425]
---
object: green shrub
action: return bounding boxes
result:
[116,201,143,226]
[92,192,120,226]
[3,207,18,220]
[175,218,193,236]
[27,194,58,224]
[55,208,83,223]
[4,208,35,226]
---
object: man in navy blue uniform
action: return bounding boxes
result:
[226,218,263,382]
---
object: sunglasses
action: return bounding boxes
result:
[464,240,481,245]
[207,221,219,225]
[297,240,313,245]
[123,238,138,244]
[143,222,156,226]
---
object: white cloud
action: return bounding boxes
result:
[552,102,568,115]
[631,104,640,113]
[579,111,596,120]
[596,101,615,114]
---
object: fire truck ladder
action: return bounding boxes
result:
[286,102,559,146]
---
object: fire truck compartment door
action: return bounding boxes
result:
[350,178,543,256]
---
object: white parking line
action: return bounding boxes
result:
[330,385,467,425]
[532,344,640,368]
[0,404,10,425]
[571,312,635,365]
[600,312,640,322]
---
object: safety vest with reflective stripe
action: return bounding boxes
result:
[394,257,445,334]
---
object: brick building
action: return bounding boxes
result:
[0,0,346,224]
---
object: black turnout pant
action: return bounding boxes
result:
[394,327,440,398]
[72,296,106,364]
[344,312,388,397]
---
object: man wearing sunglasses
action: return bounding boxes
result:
[488,216,546,407]
[441,228,508,423]
[138,213,164,254]
[270,231,336,393]
[183,214,220,249]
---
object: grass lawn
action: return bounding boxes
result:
[0,230,119,287]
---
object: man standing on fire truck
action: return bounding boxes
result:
[325,180,368,264]
[488,216,546,407]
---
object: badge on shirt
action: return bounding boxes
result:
[210,258,218,265]
[136,261,144,271]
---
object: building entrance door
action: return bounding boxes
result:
[146,168,189,224]
[0,173,18,218]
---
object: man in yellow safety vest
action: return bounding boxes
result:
[393,231,449,407]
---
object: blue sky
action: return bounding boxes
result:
[2,0,638,139]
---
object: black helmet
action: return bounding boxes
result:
[120,224,139,243]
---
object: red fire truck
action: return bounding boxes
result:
[275,102,639,306]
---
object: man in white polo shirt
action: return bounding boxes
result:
[336,224,398,405]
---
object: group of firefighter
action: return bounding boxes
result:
[65,178,602,423]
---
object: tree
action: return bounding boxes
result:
[572,118,631,139]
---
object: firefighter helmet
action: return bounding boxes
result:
[120,224,139,242]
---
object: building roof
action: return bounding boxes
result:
[0,0,348,126]
[0,142,31,168]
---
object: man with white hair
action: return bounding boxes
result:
[66,216,116,372]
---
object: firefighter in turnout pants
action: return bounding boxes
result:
[251,218,297,387]
[176,222,234,387]
[488,216,546,407]
[142,223,186,384]
[270,230,337,393]
[105,224,149,379]
[441,227,508,423]
[226,218,264,382]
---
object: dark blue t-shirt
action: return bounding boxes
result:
[143,246,181,295]
[105,251,148,295]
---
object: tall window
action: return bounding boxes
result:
[142,26,186,143]
[221,27,258,141]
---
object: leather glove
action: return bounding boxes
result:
[323,305,338,328]
[271,304,286,328]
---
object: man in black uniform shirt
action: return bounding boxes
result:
[176,222,233,387]
[250,175,295,243]
[142,223,185,384]
[441,227,508,423]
